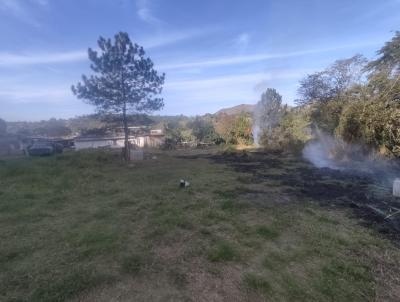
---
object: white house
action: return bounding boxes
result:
[74,129,165,150]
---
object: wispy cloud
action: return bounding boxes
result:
[32,0,48,6]
[159,41,383,71]
[167,70,307,90]
[0,86,71,104]
[159,52,307,70]
[164,70,309,107]
[0,51,87,66]
[233,33,250,51]
[141,26,219,49]
[354,0,400,23]
[167,73,268,90]
[0,0,48,27]
[136,0,162,26]
[0,25,218,67]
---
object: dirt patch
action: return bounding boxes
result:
[371,249,400,301]
[72,274,188,302]
[185,259,261,302]
[73,263,262,302]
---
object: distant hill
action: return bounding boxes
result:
[215,104,255,116]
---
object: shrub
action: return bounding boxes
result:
[337,99,400,157]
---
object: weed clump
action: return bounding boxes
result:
[243,273,271,294]
[256,225,280,240]
[207,240,239,262]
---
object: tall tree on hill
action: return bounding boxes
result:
[297,54,367,105]
[367,31,400,75]
[296,55,367,134]
[72,32,165,160]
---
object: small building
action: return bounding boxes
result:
[74,136,125,150]
[74,128,165,150]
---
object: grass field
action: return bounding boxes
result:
[1,149,400,301]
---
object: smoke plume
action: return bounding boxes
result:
[303,128,399,185]
[252,124,261,146]
[252,89,284,146]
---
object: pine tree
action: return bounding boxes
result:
[72,32,165,160]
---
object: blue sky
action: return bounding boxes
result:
[0,0,399,121]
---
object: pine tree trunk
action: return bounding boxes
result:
[122,103,130,161]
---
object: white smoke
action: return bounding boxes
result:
[252,124,261,146]
[252,92,283,146]
[303,128,399,184]
[302,134,341,169]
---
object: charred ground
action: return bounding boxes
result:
[208,150,400,242]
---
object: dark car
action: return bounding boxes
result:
[52,142,64,154]
[28,142,59,156]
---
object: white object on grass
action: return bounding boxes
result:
[393,178,400,197]
[130,149,144,161]
[180,179,190,188]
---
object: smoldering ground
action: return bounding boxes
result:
[209,149,400,242]
[302,129,400,186]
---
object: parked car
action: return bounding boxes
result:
[52,142,64,154]
[28,141,63,156]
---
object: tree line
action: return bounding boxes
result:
[165,31,400,157]
[257,31,400,157]
[1,31,399,158]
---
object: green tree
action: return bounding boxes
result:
[164,121,185,148]
[336,74,400,157]
[231,113,253,145]
[297,54,366,106]
[72,32,165,160]
[214,113,235,143]
[189,117,219,143]
[33,118,72,137]
[296,55,367,134]
[366,31,400,75]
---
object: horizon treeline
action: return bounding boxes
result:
[1,31,399,157]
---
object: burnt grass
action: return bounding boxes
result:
[205,150,400,242]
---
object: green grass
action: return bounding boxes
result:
[121,253,146,274]
[243,273,272,294]
[255,225,280,240]
[0,149,399,301]
[207,240,240,262]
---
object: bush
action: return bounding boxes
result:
[310,99,345,135]
[337,99,400,157]
[214,113,253,145]
[259,106,311,154]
